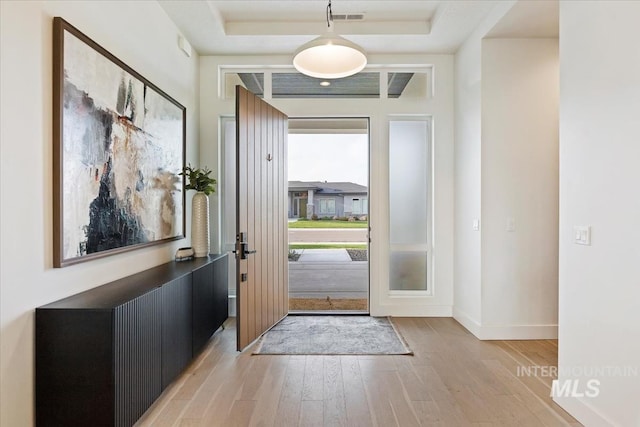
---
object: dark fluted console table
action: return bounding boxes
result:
[36,254,228,427]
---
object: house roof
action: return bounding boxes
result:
[288,181,367,195]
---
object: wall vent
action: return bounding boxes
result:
[332,13,365,21]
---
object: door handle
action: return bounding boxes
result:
[241,242,256,257]
[235,232,257,260]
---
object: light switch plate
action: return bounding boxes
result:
[473,219,480,231]
[573,226,591,245]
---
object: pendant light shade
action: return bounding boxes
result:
[293,1,367,79]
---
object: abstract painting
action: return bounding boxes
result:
[53,17,185,267]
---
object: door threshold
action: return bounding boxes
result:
[288,311,369,316]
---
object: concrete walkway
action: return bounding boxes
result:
[289,249,368,299]
[289,228,368,243]
[297,248,352,262]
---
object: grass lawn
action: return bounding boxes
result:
[288,219,368,229]
[289,243,367,250]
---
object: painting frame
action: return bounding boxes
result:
[53,17,186,268]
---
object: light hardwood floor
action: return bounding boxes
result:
[136,317,581,427]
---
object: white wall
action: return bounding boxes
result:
[201,54,455,316]
[481,38,559,337]
[453,1,515,334]
[556,2,640,425]
[0,2,200,425]
[453,1,559,340]
[453,27,484,330]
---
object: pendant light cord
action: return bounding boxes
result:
[326,0,333,29]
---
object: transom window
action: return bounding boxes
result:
[222,67,431,100]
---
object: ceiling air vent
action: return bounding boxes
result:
[332,13,365,21]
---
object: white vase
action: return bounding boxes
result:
[191,192,210,257]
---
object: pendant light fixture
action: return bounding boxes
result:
[293,0,367,79]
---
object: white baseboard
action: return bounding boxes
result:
[553,394,616,427]
[453,307,558,340]
[228,295,236,317]
[452,307,482,337]
[476,323,558,340]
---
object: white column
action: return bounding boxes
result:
[306,189,314,218]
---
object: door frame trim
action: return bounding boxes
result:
[287,116,371,314]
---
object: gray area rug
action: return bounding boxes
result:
[253,316,413,355]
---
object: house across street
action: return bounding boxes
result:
[288,181,368,219]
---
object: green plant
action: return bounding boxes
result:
[288,248,300,261]
[180,164,217,195]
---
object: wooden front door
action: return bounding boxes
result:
[235,86,288,351]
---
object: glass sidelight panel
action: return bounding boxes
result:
[389,120,430,291]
